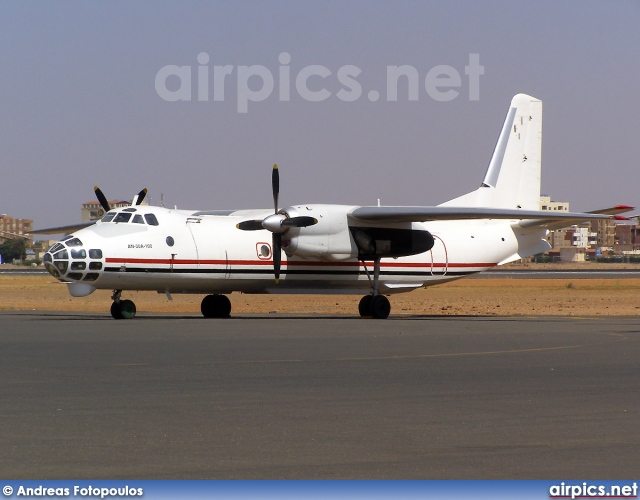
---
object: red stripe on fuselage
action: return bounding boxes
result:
[105,257,496,268]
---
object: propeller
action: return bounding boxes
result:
[236,164,318,283]
[94,186,111,213]
[94,186,148,214]
[132,188,148,206]
[271,165,282,283]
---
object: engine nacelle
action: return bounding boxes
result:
[280,204,435,261]
[282,205,359,261]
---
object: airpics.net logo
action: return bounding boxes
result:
[155,52,484,113]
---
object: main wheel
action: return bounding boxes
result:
[110,299,137,319]
[201,294,232,318]
[370,295,391,319]
[358,295,373,317]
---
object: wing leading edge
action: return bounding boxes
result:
[29,221,95,235]
[350,205,634,227]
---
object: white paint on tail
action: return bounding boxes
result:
[440,93,542,211]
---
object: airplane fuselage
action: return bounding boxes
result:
[43,204,544,298]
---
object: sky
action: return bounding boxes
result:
[1,1,639,230]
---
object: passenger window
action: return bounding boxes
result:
[101,213,116,223]
[132,214,145,224]
[144,214,159,226]
[89,249,103,259]
[71,249,86,259]
[113,213,132,223]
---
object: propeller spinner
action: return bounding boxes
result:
[236,164,318,282]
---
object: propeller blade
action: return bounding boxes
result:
[272,164,279,214]
[272,233,281,283]
[94,186,111,213]
[134,188,148,205]
[236,220,266,231]
[281,216,318,228]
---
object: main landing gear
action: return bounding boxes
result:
[358,257,391,319]
[200,294,231,318]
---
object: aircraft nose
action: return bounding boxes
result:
[42,236,104,282]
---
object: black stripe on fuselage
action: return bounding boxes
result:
[103,267,476,277]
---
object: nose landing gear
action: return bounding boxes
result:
[110,290,137,319]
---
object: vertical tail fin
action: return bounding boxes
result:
[440,93,542,210]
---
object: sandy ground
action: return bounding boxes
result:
[1,272,639,316]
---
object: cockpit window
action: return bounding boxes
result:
[101,213,116,223]
[113,213,132,223]
[132,214,145,224]
[66,238,83,247]
[123,207,137,212]
[71,249,86,259]
[144,214,159,226]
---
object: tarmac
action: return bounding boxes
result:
[1,311,639,479]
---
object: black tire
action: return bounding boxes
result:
[358,295,373,317]
[110,301,123,319]
[370,295,391,319]
[201,294,232,318]
[119,299,136,319]
[110,299,136,319]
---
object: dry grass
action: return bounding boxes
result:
[1,274,639,316]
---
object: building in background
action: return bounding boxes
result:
[81,200,132,222]
[614,221,640,254]
[539,195,569,212]
[0,215,32,244]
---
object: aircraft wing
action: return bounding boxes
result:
[349,206,631,225]
[517,205,635,229]
[29,221,95,235]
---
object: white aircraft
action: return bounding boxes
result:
[31,94,632,319]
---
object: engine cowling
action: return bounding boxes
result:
[282,205,359,261]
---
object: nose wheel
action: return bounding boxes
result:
[110,297,137,319]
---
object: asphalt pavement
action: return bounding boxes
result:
[1,312,639,479]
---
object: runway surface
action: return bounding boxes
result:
[1,312,639,479]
